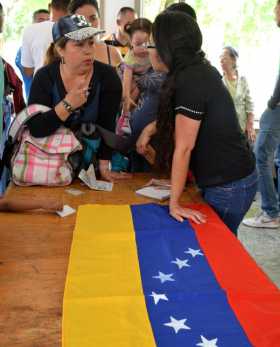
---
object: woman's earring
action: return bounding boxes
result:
[61,56,65,64]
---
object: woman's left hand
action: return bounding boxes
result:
[100,168,133,182]
[169,202,207,224]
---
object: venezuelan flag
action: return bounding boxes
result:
[63,203,280,347]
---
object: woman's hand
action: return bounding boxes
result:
[100,168,132,182]
[136,129,152,155]
[136,122,157,155]
[245,119,256,142]
[65,77,89,110]
[99,160,132,182]
[169,201,207,224]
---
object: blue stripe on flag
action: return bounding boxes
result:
[131,204,252,347]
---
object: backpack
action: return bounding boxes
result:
[0,104,82,186]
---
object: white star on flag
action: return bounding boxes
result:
[164,316,191,334]
[185,248,204,258]
[196,335,218,347]
[150,292,169,305]
[171,258,191,269]
[153,271,175,283]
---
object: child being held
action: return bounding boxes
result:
[117,18,152,135]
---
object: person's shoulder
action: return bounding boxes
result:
[23,21,53,35]
[33,61,59,81]
[94,59,118,76]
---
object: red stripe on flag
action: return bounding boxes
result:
[187,203,280,347]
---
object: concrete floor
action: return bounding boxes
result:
[238,195,280,288]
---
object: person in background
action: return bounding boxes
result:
[220,46,256,142]
[21,0,70,78]
[15,9,50,100]
[103,7,137,57]
[243,0,280,229]
[33,8,50,23]
[0,3,25,194]
[68,0,122,67]
[137,11,257,235]
[27,15,130,182]
[117,18,152,135]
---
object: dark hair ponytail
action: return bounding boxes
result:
[154,73,176,173]
[44,38,68,65]
[152,11,205,172]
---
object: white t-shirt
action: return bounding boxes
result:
[21,21,54,73]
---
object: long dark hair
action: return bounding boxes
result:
[153,11,205,173]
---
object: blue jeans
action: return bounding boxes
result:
[255,106,280,218]
[201,170,258,235]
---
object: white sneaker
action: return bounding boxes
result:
[243,211,280,229]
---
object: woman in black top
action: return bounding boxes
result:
[28,14,129,182]
[137,11,257,235]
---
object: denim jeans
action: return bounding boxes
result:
[201,170,258,235]
[255,106,280,218]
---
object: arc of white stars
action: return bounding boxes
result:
[184,248,204,258]
[150,292,168,305]
[171,258,191,269]
[164,316,191,334]
[196,335,218,347]
[153,271,175,283]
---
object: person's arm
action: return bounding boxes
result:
[122,66,134,112]
[268,72,280,109]
[0,196,63,212]
[243,77,256,141]
[28,67,88,137]
[23,67,34,78]
[169,115,206,224]
[21,26,35,78]
[110,45,123,67]
[136,121,156,154]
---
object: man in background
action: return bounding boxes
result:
[21,0,70,79]
[16,9,50,99]
[103,7,137,57]
[243,0,280,228]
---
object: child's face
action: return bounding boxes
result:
[131,31,149,56]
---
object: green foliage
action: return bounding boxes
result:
[3,0,49,41]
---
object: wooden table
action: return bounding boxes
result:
[0,175,201,347]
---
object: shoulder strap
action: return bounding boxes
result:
[106,44,112,66]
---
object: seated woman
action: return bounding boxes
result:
[28,14,129,182]
[68,0,122,67]
[137,11,257,235]
[220,46,256,142]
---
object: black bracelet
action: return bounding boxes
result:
[62,99,75,113]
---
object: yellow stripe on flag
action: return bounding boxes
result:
[62,204,156,347]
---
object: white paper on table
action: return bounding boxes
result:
[56,205,76,217]
[78,164,113,192]
[135,186,170,201]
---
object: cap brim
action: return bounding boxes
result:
[64,27,105,41]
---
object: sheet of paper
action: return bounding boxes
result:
[135,186,170,201]
[78,164,113,192]
[56,205,76,218]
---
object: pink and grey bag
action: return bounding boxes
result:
[9,104,82,186]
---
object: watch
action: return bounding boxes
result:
[62,99,75,114]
